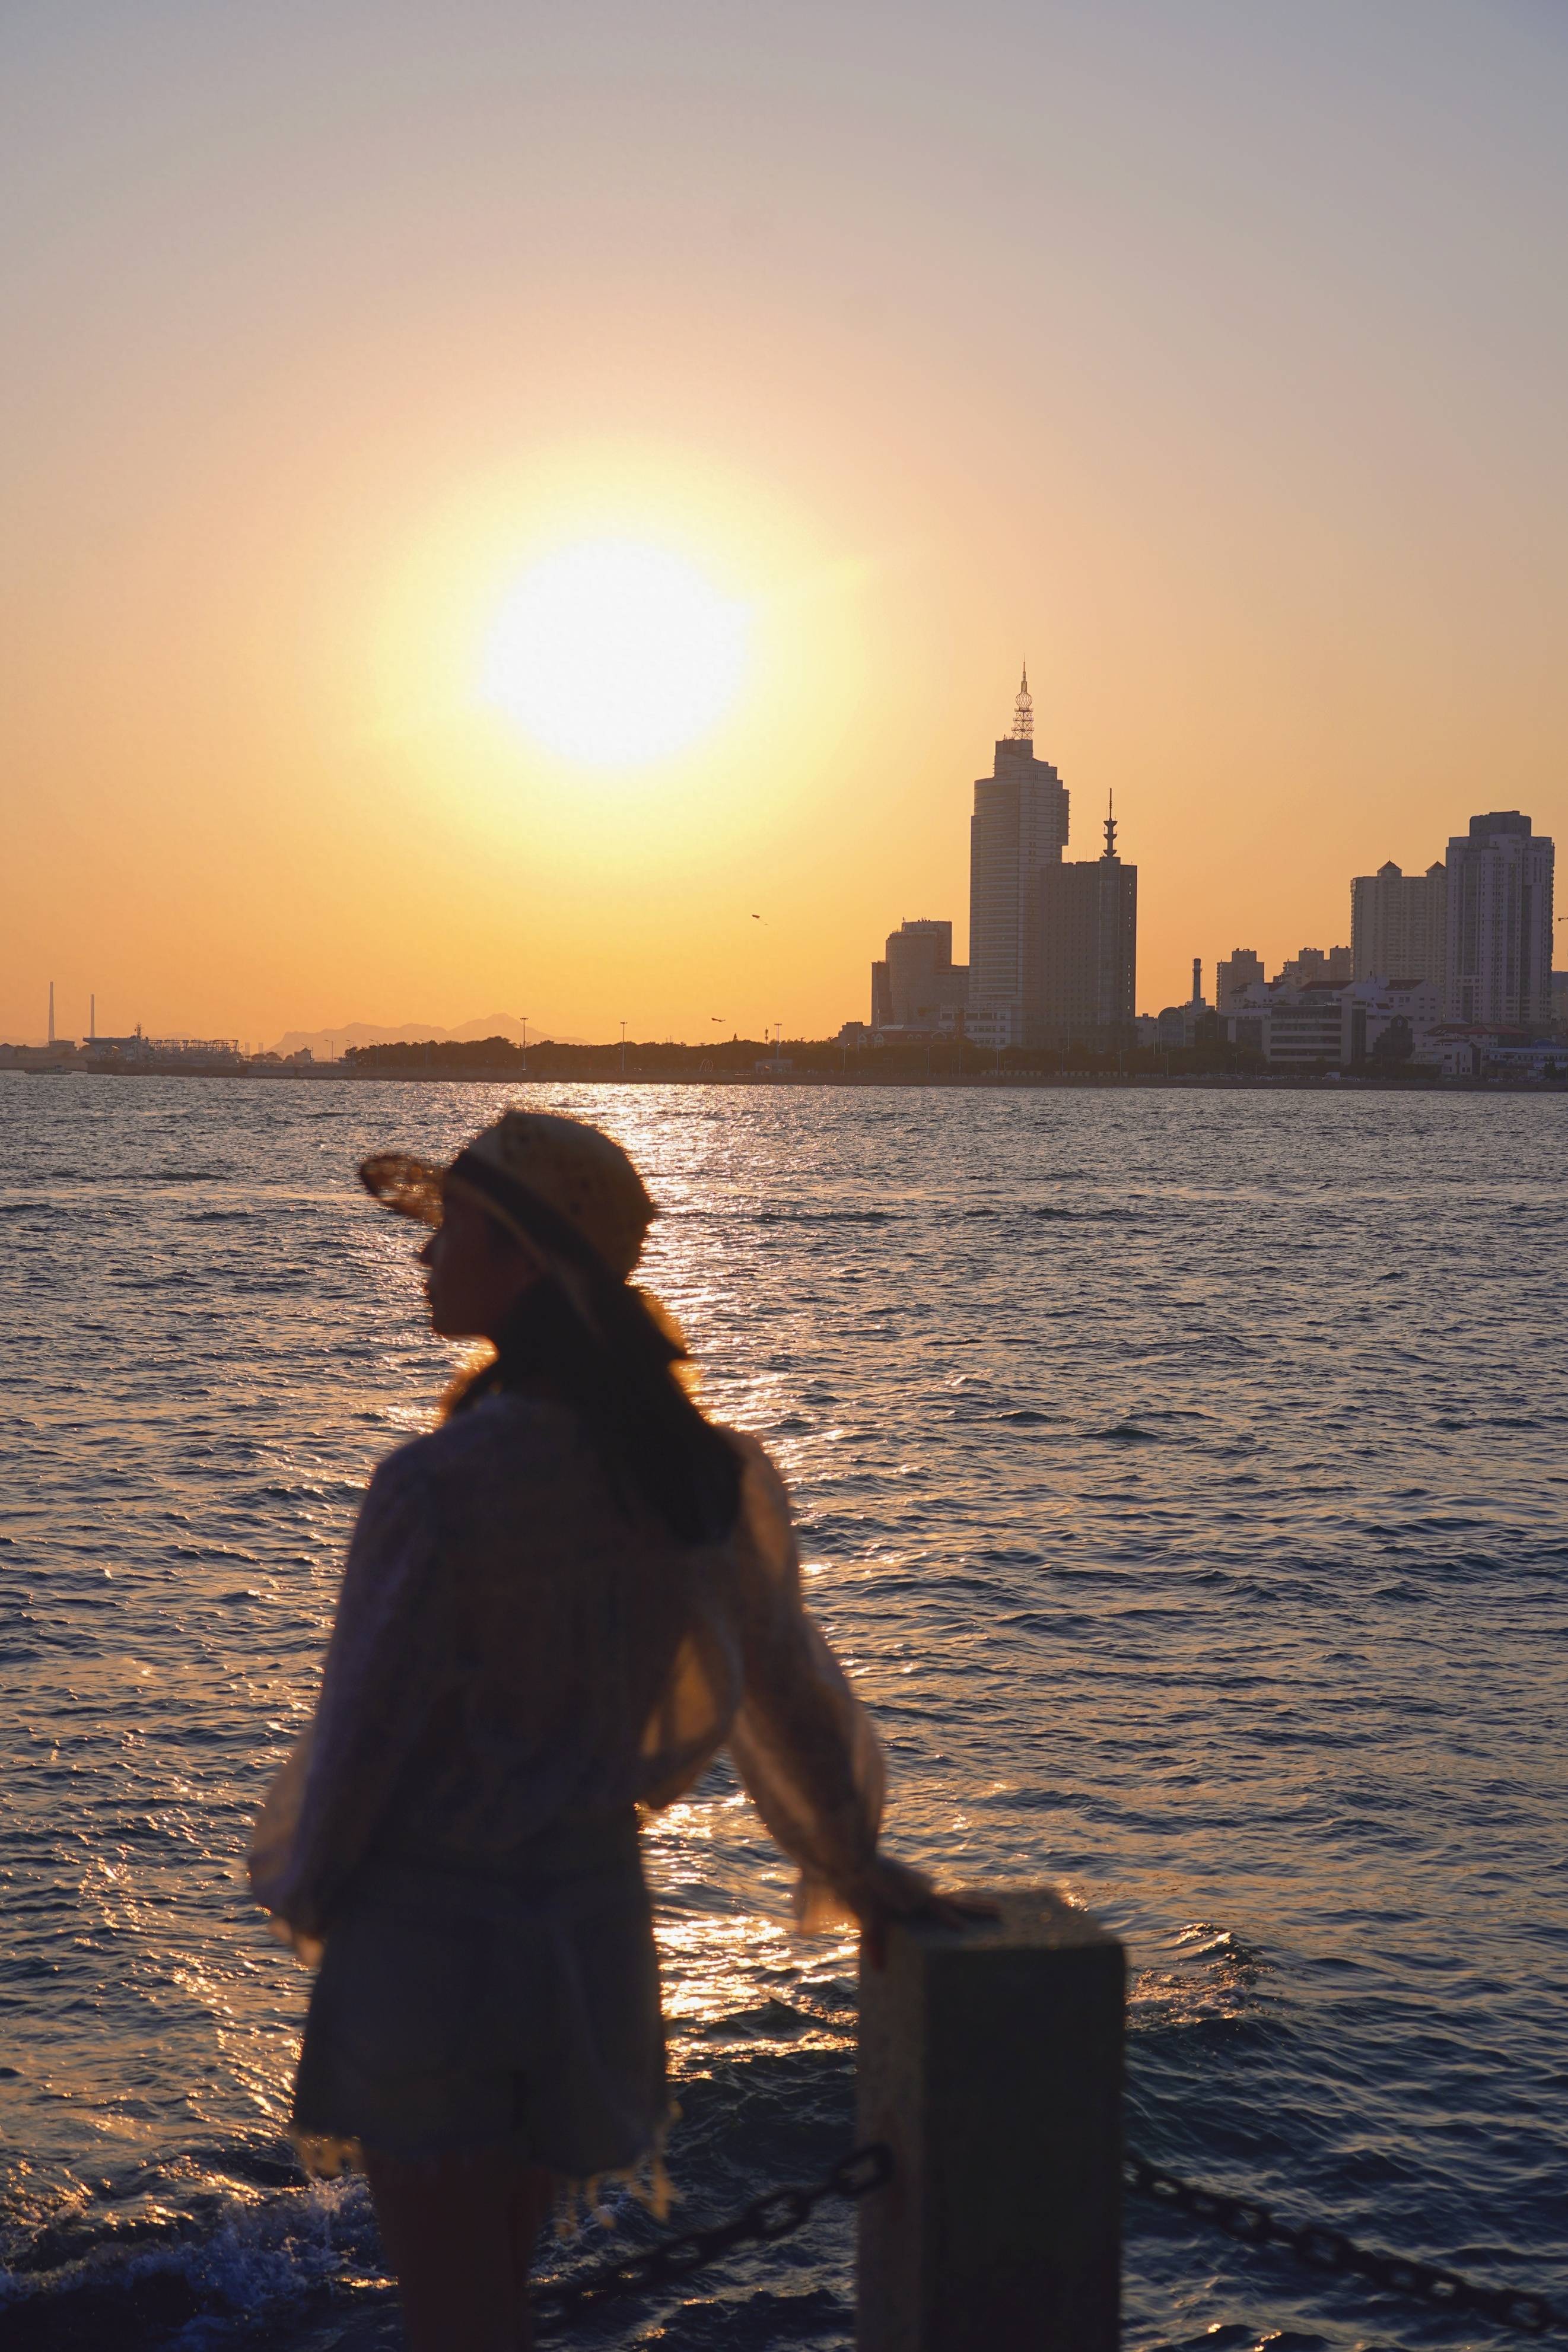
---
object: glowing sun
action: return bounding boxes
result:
[480,540,749,764]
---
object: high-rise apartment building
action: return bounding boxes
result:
[1026,800,1137,1047]
[968,668,1069,1045]
[1279,944,1352,989]
[1216,949,1264,1010]
[1350,859,1447,983]
[1445,812,1555,1027]
[871,919,969,1031]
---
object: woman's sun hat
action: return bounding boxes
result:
[361,1108,740,1541]
[359,1110,656,1282]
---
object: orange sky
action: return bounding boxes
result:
[5,1,1566,1044]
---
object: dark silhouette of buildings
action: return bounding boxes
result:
[1216,949,1264,1010]
[1445,812,1555,1026]
[966,667,1070,1048]
[872,919,969,1032]
[1279,943,1352,989]
[1026,796,1137,1047]
[860,666,1137,1054]
[1351,859,1447,985]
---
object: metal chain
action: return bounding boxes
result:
[1126,2148,1566,2337]
[530,2142,893,2333]
[532,2137,1561,2338]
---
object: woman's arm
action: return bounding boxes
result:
[724,1441,993,1952]
[723,1439,913,1928]
[249,1444,448,1940]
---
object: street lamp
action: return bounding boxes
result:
[620,1020,627,1079]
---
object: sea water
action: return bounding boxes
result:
[1,1077,1564,2351]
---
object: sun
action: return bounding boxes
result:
[479,539,749,765]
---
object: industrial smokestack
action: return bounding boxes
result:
[1191,956,1201,1005]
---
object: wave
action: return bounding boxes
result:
[0,2045,860,2351]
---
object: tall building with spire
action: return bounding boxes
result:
[966,666,1070,1046]
[1027,792,1137,1047]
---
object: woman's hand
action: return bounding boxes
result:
[849,1853,1001,1970]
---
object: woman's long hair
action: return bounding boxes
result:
[444,1276,743,1546]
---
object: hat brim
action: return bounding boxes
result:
[358,1144,687,1377]
[358,1150,572,1284]
[359,1152,447,1226]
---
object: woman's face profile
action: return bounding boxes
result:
[418,1191,537,1339]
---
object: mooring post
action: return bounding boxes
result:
[857,1887,1125,2352]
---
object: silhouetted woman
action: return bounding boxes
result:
[249,1110,959,2352]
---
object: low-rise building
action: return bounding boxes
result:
[1234,978,1449,1070]
[1262,986,1346,1069]
[1410,1026,1491,1079]
[1478,1041,1568,1080]
[148,1038,243,1064]
[1341,977,1445,1065]
[84,1034,152,1063]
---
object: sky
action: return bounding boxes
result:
[4,0,1566,1045]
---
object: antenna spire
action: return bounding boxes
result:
[1010,662,1033,742]
[1103,789,1117,860]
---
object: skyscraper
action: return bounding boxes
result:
[967,668,1070,1046]
[1350,859,1447,983]
[1026,796,1137,1048]
[1445,812,1555,1027]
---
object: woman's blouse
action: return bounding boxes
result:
[249,1394,885,1945]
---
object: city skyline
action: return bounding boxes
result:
[18,793,1562,1053]
[14,697,1563,1067]
[16,657,1564,1049]
[6,2,1568,1047]
[16,662,1561,1050]
[856,688,1562,1061]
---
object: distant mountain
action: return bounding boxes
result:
[269,1014,591,1057]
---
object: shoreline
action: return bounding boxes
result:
[7,1063,1567,1094]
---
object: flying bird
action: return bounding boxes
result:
[751,913,766,923]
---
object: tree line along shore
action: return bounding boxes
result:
[7,1034,1566,1088]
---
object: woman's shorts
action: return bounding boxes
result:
[291,1816,666,2178]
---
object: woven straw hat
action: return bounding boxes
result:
[360,1110,655,1280]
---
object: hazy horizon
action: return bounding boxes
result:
[6,0,1566,1044]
